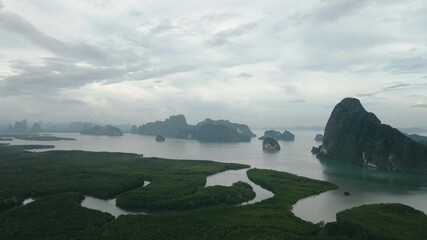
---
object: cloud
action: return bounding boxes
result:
[309,0,370,23]
[386,57,427,74]
[289,99,306,103]
[357,92,378,97]
[0,58,129,95]
[1,0,427,128]
[289,0,371,25]
[201,12,236,23]
[382,83,411,91]
[0,5,203,96]
[149,19,174,35]
[357,82,426,98]
[61,99,87,106]
[411,104,427,108]
[237,73,253,78]
[206,22,257,46]
[0,10,110,63]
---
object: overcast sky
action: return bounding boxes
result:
[0,0,426,128]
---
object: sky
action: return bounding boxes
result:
[0,0,426,128]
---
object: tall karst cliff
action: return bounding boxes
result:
[315,98,427,174]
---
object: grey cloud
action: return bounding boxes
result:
[290,0,370,24]
[411,104,427,108]
[386,57,427,74]
[201,12,236,23]
[283,85,299,95]
[0,58,130,95]
[62,99,87,106]
[357,92,379,97]
[207,22,257,46]
[310,0,370,22]
[0,57,198,95]
[289,99,306,103]
[295,25,391,73]
[358,82,427,98]
[382,83,411,91]
[91,0,114,9]
[150,19,174,35]
[217,55,275,68]
[127,64,200,82]
[0,6,184,95]
[0,10,110,63]
[237,73,253,78]
[128,9,144,16]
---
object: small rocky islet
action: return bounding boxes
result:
[155,135,165,142]
[258,130,295,141]
[262,137,281,152]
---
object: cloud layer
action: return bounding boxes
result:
[0,0,426,128]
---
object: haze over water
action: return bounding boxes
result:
[10,129,427,223]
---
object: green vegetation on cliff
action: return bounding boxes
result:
[317,98,427,174]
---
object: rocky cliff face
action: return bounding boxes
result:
[278,130,295,141]
[29,123,42,133]
[155,134,165,142]
[138,115,255,143]
[258,130,281,140]
[195,118,256,138]
[81,125,123,136]
[262,137,281,151]
[407,134,427,146]
[258,130,295,141]
[12,120,29,133]
[317,98,427,174]
[130,125,138,134]
[195,124,251,142]
[314,134,323,141]
[138,115,189,137]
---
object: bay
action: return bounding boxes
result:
[10,130,427,223]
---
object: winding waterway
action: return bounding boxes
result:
[81,169,274,218]
[11,130,427,223]
[22,170,273,218]
[205,169,274,205]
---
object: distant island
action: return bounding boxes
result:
[262,137,281,152]
[313,98,427,174]
[81,125,123,136]
[155,135,165,142]
[314,134,323,141]
[258,130,295,141]
[407,134,427,146]
[135,115,256,143]
[2,120,43,134]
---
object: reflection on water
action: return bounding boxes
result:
[11,130,427,222]
[81,169,274,218]
[206,169,274,205]
[81,196,145,218]
[81,182,150,218]
[293,159,427,223]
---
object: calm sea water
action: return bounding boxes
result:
[10,130,427,223]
